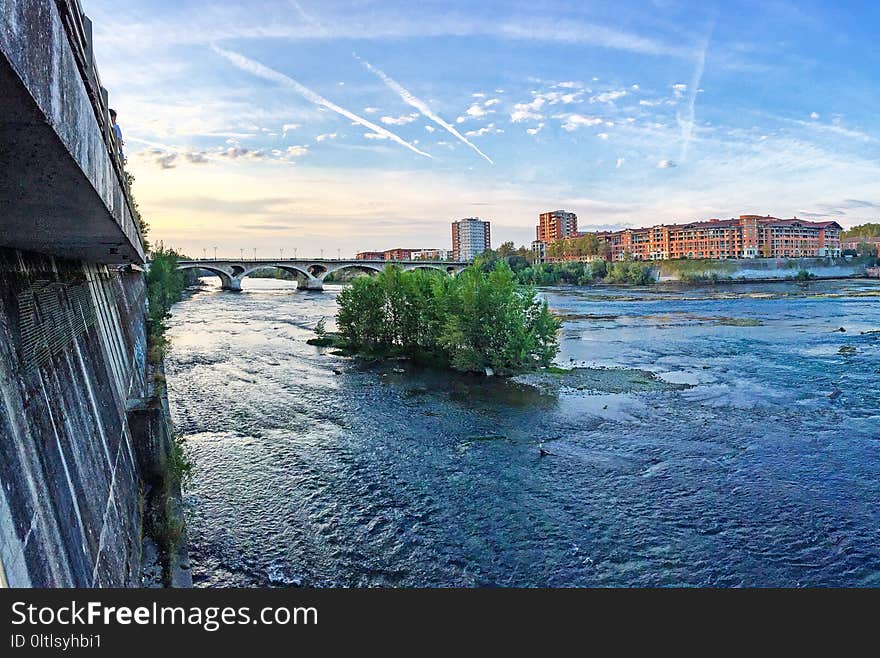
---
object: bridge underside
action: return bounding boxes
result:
[0,0,144,264]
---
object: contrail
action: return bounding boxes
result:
[358,57,494,165]
[212,46,434,159]
[678,22,713,163]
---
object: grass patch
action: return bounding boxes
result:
[544,366,574,374]
[715,317,764,327]
[306,332,351,349]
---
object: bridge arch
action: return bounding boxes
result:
[240,264,313,281]
[404,264,447,274]
[177,263,236,289]
[320,262,385,280]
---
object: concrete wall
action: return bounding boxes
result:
[0,0,144,264]
[655,257,867,282]
[0,247,147,586]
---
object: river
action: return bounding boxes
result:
[164,276,880,587]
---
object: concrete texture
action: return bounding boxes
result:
[0,0,144,264]
[655,257,867,282]
[0,247,148,586]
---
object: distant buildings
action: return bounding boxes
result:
[412,249,451,261]
[532,213,842,263]
[597,216,842,261]
[355,248,451,261]
[841,236,880,257]
[537,210,578,243]
[451,217,491,261]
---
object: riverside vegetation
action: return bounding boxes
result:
[314,262,562,375]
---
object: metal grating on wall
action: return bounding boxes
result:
[16,278,99,371]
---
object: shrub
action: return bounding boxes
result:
[336,263,561,374]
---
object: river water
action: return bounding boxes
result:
[165,277,880,587]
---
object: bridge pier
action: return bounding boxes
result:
[219,275,242,291]
[298,277,324,291]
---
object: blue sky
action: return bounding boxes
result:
[86,0,880,258]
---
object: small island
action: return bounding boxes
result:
[308,262,562,375]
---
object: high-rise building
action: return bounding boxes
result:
[537,210,578,243]
[451,218,491,261]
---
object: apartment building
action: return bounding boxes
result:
[411,249,451,261]
[537,210,578,243]
[355,251,385,260]
[451,218,491,261]
[596,215,841,261]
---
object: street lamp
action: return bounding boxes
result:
[202,248,207,260]
[320,248,324,259]
[337,248,341,260]
[293,248,298,259]
[280,248,284,260]
[240,248,244,261]
[253,247,257,261]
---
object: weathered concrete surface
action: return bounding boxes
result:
[0,0,144,264]
[0,247,148,586]
[655,257,867,282]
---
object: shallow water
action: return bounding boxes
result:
[165,277,880,587]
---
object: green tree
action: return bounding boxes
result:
[336,263,561,374]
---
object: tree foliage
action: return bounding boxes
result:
[842,223,880,239]
[336,263,561,374]
[146,242,188,362]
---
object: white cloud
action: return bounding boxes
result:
[510,97,546,122]
[484,98,500,107]
[465,103,490,118]
[526,123,545,136]
[363,107,380,114]
[559,113,603,131]
[472,92,486,98]
[364,132,388,140]
[631,84,639,90]
[810,112,820,120]
[639,99,658,106]
[282,123,300,135]
[616,157,625,168]
[598,132,609,140]
[284,145,309,157]
[657,159,677,168]
[555,81,582,89]
[591,90,627,103]
[380,114,417,125]
[464,123,502,138]
[315,132,338,142]
[425,125,435,132]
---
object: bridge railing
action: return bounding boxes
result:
[53,0,138,235]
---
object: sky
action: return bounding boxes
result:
[86,0,880,258]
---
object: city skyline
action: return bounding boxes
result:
[87,0,880,257]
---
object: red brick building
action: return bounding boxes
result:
[537,210,578,243]
[595,215,842,261]
[382,248,414,261]
[355,251,384,260]
[841,236,880,256]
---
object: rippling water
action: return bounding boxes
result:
[165,276,880,587]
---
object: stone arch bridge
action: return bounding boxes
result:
[174,259,469,291]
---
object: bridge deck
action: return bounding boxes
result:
[0,0,144,264]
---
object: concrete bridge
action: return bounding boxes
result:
[177,259,469,291]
